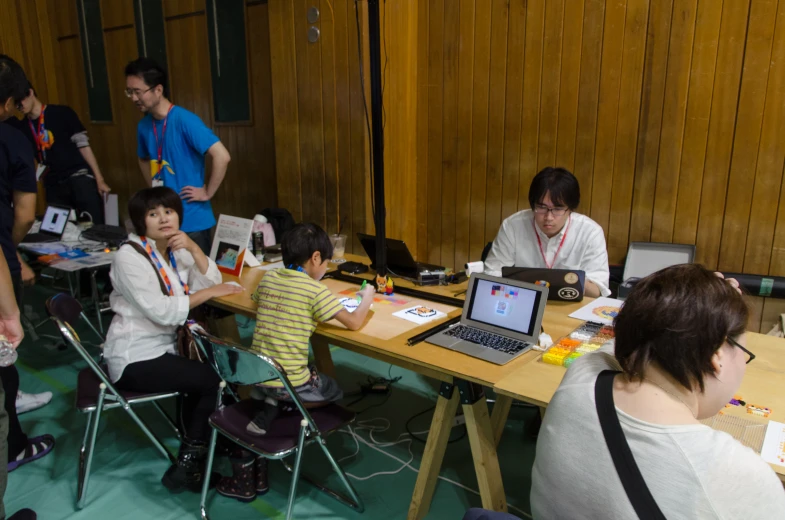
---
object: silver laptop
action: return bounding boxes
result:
[425,273,548,365]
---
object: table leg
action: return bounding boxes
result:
[407,386,460,520]
[490,394,512,447]
[463,397,507,512]
[311,334,336,379]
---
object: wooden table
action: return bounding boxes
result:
[208,255,588,518]
[493,324,785,480]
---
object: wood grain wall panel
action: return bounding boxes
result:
[628,0,673,245]
[695,0,749,268]
[573,0,605,214]
[483,1,510,246]
[536,0,564,171]
[649,0,697,243]
[554,0,584,172]
[671,0,721,247]
[415,0,430,262]
[589,0,627,236]
[517,0,544,211]
[101,0,135,28]
[453,0,475,271]
[717,0,778,272]
[743,1,785,275]
[439,0,459,267]
[606,0,649,262]
[349,0,370,254]
[334,0,355,241]
[467,1,492,262]
[500,0,526,221]
[165,15,213,124]
[163,0,205,18]
[268,0,302,222]
[320,0,339,237]
[425,0,444,265]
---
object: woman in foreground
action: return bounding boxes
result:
[530,264,785,519]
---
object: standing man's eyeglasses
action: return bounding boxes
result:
[124,86,154,98]
[726,336,755,364]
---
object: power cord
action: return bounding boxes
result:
[338,418,531,518]
[405,405,466,444]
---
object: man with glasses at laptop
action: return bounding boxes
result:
[484,167,610,298]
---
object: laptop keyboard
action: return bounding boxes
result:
[444,325,529,355]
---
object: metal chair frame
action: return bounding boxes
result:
[52,317,181,509]
[192,329,364,520]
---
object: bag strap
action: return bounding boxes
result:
[123,241,168,297]
[595,370,667,520]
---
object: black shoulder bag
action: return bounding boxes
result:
[595,370,667,520]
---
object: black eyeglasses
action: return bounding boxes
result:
[727,336,755,364]
[124,86,154,98]
[533,204,569,217]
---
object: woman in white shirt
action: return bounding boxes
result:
[531,265,785,519]
[484,167,610,297]
[104,187,242,493]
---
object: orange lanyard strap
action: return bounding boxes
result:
[533,214,571,269]
[139,236,189,295]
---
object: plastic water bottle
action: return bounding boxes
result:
[0,337,17,367]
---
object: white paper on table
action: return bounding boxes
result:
[244,253,261,267]
[761,421,785,467]
[338,297,359,313]
[393,305,447,325]
[568,296,625,325]
[104,194,119,226]
[209,214,254,277]
[257,261,285,271]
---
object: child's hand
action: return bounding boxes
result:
[359,283,376,301]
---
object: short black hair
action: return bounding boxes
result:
[282,223,333,267]
[0,55,29,105]
[128,187,183,236]
[528,167,580,210]
[614,264,749,392]
[124,57,169,98]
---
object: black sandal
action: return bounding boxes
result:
[8,434,55,472]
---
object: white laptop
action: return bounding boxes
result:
[425,273,549,365]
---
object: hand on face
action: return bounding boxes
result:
[167,231,198,254]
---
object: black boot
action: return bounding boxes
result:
[161,438,215,493]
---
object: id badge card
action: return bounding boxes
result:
[35,163,48,181]
[150,161,163,187]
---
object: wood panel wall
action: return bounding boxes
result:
[2,0,277,225]
[405,0,785,279]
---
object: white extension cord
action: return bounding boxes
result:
[338,418,532,519]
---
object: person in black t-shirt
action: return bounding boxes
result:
[7,84,109,225]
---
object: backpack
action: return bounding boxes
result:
[260,208,296,242]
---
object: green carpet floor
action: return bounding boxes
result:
[6,283,538,519]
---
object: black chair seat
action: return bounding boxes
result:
[76,367,175,411]
[209,400,355,454]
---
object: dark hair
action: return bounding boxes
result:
[124,57,169,98]
[282,223,333,267]
[0,55,29,105]
[614,264,748,392]
[128,187,183,236]
[528,167,580,209]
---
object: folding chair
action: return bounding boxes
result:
[45,293,104,350]
[193,330,363,520]
[50,295,182,509]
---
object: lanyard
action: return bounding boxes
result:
[139,236,189,296]
[153,104,175,166]
[533,214,571,269]
[27,105,47,163]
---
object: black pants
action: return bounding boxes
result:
[115,353,220,442]
[45,172,104,225]
[1,275,26,460]
[186,228,213,255]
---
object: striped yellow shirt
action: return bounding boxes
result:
[251,268,343,387]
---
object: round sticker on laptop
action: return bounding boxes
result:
[558,287,580,300]
[564,272,579,284]
[534,280,550,288]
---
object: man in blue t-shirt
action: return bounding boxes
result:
[124,58,231,253]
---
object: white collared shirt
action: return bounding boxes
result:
[484,209,610,296]
[103,233,222,382]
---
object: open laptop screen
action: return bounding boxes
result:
[466,278,542,337]
[40,206,70,235]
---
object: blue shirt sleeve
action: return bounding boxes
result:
[178,109,220,156]
[137,119,150,159]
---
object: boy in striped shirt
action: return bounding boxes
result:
[216,223,375,501]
